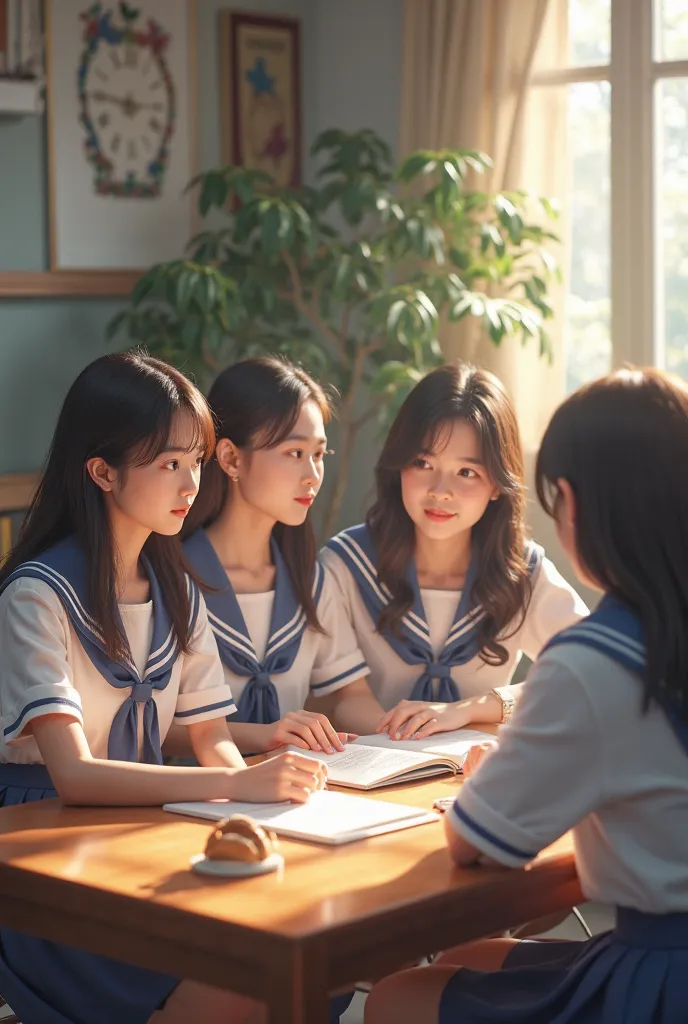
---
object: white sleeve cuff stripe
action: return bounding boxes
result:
[174,697,237,720]
[310,661,369,692]
[4,696,82,739]
[449,800,538,864]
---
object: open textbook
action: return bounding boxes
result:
[163,789,439,845]
[286,727,497,791]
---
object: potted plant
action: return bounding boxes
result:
[109,128,558,536]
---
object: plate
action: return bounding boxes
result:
[190,851,284,878]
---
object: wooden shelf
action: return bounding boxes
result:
[0,78,43,115]
[0,472,40,512]
[0,270,141,298]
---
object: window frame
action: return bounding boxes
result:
[531,0,688,375]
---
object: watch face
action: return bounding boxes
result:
[77,5,176,198]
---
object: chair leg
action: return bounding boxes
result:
[0,995,21,1023]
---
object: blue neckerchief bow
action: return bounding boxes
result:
[184,529,324,724]
[326,523,541,702]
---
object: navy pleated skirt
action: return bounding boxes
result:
[439,906,688,1023]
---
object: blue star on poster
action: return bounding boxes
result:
[246,57,275,96]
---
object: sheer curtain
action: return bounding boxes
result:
[400,0,568,451]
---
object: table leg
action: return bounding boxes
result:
[267,939,331,1024]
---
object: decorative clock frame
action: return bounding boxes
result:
[43,0,197,286]
[76,4,177,199]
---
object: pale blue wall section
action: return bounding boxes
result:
[0,116,47,271]
[0,300,125,473]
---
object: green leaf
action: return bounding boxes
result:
[386,299,406,337]
[131,272,156,306]
[176,268,198,313]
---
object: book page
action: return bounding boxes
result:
[164,789,436,841]
[287,743,450,786]
[354,728,497,763]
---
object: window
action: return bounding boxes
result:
[531,0,688,389]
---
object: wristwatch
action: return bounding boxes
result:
[492,685,516,723]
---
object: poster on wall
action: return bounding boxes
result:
[220,10,301,187]
[46,0,196,271]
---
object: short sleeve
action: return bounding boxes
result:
[446,649,604,867]
[173,591,237,725]
[518,555,589,661]
[309,566,370,697]
[0,579,83,745]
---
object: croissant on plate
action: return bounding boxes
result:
[204,814,279,864]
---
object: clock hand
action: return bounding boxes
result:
[89,89,129,109]
[90,91,163,118]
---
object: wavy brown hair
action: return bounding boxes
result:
[536,367,688,721]
[1,351,215,663]
[366,363,533,664]
[183,356,331,631]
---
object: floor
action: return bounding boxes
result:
[340,903,615,1023]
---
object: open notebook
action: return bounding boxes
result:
[285,727,497,790]
[163,789,439,845]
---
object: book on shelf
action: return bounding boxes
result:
[283,727,497,791]
[163,789,439,846]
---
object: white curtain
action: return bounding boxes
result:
[400,0,569,450]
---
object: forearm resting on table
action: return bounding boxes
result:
[164,718,269,759]
[323,677,385,735]
[443,811,505,869]
[32,714,244,806]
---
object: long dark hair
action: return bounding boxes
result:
[367,363,532,664]
[1,351,215,662]
[536,366,688,721]
[183,356,331,631]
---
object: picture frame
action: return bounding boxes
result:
[45,0,197,281]
[220,10,301,188]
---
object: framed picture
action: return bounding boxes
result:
[45,0,197,273]
[220,10,301,187]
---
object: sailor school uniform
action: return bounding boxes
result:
[0,536,236,1024]
[442,596,688,1023]
[322,523,588,710]
[183,528,370,726]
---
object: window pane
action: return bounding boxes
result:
[657,78,688,378]
[568,0,610,67]
[656,0,688,62]
[566,81,611,392]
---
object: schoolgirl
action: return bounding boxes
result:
[322,363,587,740]
[366,366,688,1024]
[180,356,384,758]
[0,352,322,1024]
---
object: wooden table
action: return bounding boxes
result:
[0,776,582,1023]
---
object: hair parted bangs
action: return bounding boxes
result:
[101,353,216,470]
[183,355,332,632]
[0,349,214,662]
[367,362,533,662]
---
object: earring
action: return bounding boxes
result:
[231,474,239,483]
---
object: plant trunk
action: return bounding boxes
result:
[321,413,358,542]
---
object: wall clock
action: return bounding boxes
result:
[77,2,176,197]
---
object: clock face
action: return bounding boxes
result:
[77,7,176,198]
